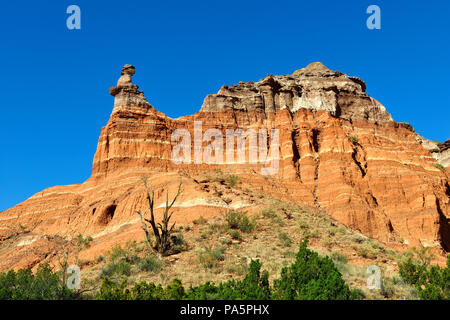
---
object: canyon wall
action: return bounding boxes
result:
[0,62,448,270]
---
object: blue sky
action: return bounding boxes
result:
[0,0,449,211]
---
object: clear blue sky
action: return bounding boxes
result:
[0,0,449,211]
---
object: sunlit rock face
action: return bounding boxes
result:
[201,62,392,123]
[0,63,448,271]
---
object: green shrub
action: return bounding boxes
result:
[76,234,93,249]
[197,246,226,269]
[399,122,413,131]
[434,163,445,172]
[186,260,271,300]
[348,136,359,144]
[172,232,187,253]
[138,256,164,273]
[0,264,75,300]
[278,231,292,247]
[193,216,207,225]
[399,253,449,300]
[226,175,241,188]
[97,277,179,300]
[97,278,130,300]
[225,210,255,232]
[261,208,276,219]
[272,239,360,300]
[99,242,145,278]
[1,240,363,301]
[100,260,131,278]
[297,220,309,230]
[228,230,242,241]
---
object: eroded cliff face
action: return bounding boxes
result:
[0,63,448,270]
[200,62,392,124]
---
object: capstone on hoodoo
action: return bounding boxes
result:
[109,64,149,107]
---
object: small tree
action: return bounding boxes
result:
[137,178,182,255]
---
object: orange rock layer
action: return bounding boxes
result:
[0,63,448,270]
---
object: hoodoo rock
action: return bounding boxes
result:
[0,63,448,270]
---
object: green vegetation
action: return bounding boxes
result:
[434,163,445,172]
[196,245,226,269]
[330,252,348,264]
[76,234,93,250]
[0,264,75,300]
[228,229,242,241]
[193,216,207,225]
[100,241,164,279]
[226,175,241,188]
[0,240,376,300]
[97,240,359,300]
[348,135,359,144]
[272,240,360,299]
[138,256,164,273]
[399,247,449,300]
[225,210,255,233]
[278,231,292,247]
[399,122,413,131]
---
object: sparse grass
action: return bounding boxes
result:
[7,224,29,234]
[225,257,248,276]
[278,231,292,247]
[193,216,208,225]
[297,220,309,230]
[303,229,320,239]
[356,245,378,260]
[261,208,276,219]
[196,245,226,269]
[330,252,348,264]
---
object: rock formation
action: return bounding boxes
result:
[201,62,392,123]
[0,63,448,270]
[415,135,450,169]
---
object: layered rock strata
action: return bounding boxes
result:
[0,62,448,270]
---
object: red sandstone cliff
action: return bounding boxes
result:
[0,63,448,270]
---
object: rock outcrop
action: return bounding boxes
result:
[416,135,450,168]
[201,62,392,123]
[0,63,448,270]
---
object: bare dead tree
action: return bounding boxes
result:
[137,177,182,255]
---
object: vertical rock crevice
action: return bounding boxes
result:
[310,120,322,211]
[436,198,450,252]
